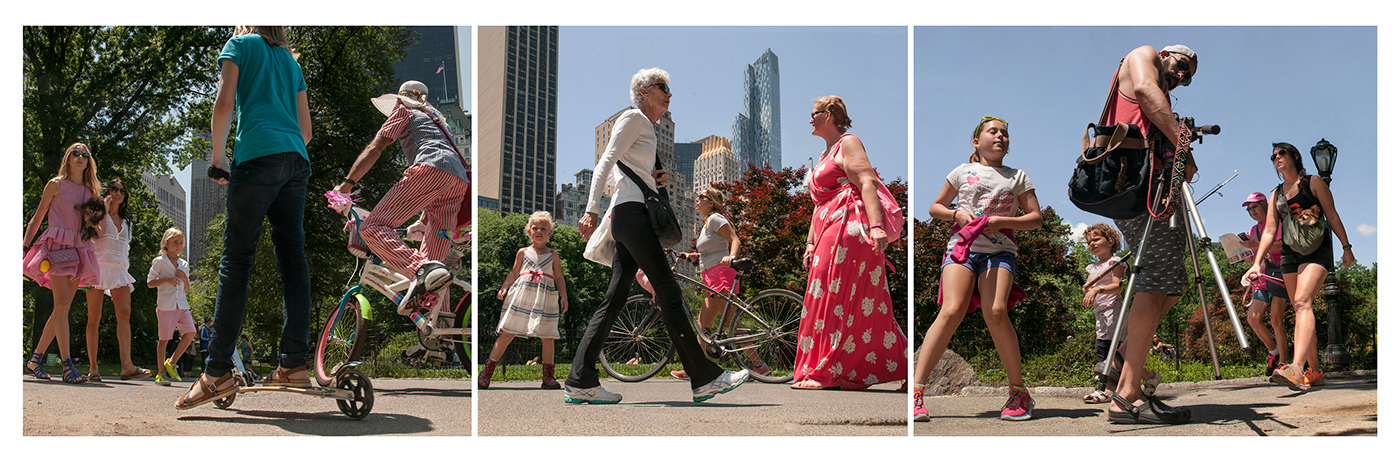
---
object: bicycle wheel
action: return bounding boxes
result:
[316,288,368,387]
[725,288,802,383]
[599,294,675,382]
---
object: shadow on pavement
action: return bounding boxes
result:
[378,387,472,399]
[178,410,434,436]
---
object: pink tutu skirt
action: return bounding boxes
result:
[23,227,99,289]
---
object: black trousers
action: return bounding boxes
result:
[567,202,723,389]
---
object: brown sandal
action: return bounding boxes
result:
[175,372,239,410]
[265,365,312,388]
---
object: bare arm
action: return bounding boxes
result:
[717,221,740,266]
[834,135,889,252]
[928,179,971,226]
[551,249,568,313]
[496,249,526,300]
[23,180,61,249]
[337,136,393,193]
[1311,175,1355,267]
[297,90,312,145]
[1122,45,1196,180]
[1243,191,1282,285]
[209,59,239,184]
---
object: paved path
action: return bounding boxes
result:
[913,371,1377,436]
[478,378,906,436]
[23,376,471,436]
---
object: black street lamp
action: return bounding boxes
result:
[1310,139,1349,369]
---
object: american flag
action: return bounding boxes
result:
[436,63,444,74]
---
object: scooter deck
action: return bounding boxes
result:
[236,385,356,400]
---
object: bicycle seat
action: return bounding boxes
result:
[731,258,755,273]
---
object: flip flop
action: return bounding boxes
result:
[121,368,153,380]
[790,379,837,390]
[175,373,239,410]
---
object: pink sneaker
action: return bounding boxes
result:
[912,387,930,422]
[1000,385,1035,421]
[670,370,689,380]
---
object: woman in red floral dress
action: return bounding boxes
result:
[794,95,908,390]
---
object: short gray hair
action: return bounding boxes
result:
[630,68,670,107]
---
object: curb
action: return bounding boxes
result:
[950,370,1378,396]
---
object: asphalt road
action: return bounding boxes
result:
[478,377,906,436]
[23,376,471,436]
[913,371,1378,437]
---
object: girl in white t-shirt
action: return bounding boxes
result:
[912,117,1042,422]
[148,228,197,385]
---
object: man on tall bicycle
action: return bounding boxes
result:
[337,80,470,314]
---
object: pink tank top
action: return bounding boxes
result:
[1103,70,1159,139]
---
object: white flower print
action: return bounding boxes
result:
[834,246,848,264]
[883,331,897,349]
[809,279,824,299]
[830,207,846,221]
[864,374,880,386]
[862,297,874,316]
[869,265,882,286]
[828,277,841,295]
[886,359,899,372]
[819,209,828,221]
[862,328,872,344]
[811,254,820,270]
[878,301,889,315]
[829,332,842,349]
[865,351,877,364]
[858,261,867,279]
[814,319,825,333]
[828,362,843,377]
[846,220,864,237]
[843,336,856,354]
[846,316,854,327]
[799,335,813,353]
[833,304,843,318]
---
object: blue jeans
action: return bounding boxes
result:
[204,152,311,377]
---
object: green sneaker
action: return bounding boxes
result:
[154,371,171,386]
[163,359,182,382]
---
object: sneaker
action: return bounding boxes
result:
[1270,364,1308,392]
[563,385,622,404]
[749,361,771,377]
[1264,353,1281,377]
[398,261,451,315]
[163,359,182,382]
[1000,385,1035,421]
[1303,368,1325,387]
[1083,389,1111,404]
[912,388,931,422]
[670,370,689,380]
[692,370,749,402]
[154,371,171,386]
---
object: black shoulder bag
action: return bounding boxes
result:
[1068,62,1154,220]
[616,158,683,247]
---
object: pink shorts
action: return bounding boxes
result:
[702,265,737,295]
[157,309,196,340]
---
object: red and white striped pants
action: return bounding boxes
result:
[362,164,469,275]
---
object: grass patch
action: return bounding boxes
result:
[356,331,472,379]
[966,334,1268,387]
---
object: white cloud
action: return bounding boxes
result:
[1070,222,1089,242]
[1356,223,1377,237]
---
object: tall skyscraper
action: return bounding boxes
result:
[189,136,227,266]
[731,49,781,170]
[674,140,701,193]
[142,171,187,257]
[478,26,559,215]
[393,26,462,106]
[594,108,694,260]
[693,135,743,192]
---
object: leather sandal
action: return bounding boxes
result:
[121,367,153,380]
[175,372,239,410]
[264,365,312,388]
[1105,390,1190,424]
[60,358,88,384]
[791,379,837,390]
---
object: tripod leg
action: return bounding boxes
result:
[1181,210,1223,380]
[1178,183,1252,350]
[1098,214,1156,390]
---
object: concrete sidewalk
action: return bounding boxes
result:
[914,371,1377,436]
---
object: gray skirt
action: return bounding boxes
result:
[1114,212,1187,295]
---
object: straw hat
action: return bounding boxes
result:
[371,80,429,116]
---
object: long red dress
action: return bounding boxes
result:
[795,135,908,388]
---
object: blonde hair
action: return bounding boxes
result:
[969,117,1009,164]
[524,211,554,235]
[814,95,853,133]
[1083,222,1121,254]
[233,26,299,59]
[700,187,728,216]
[160,227,185,258]
[54,142,101,198]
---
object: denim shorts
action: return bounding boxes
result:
[941,250,1017,277]
[1252,288,1274,304]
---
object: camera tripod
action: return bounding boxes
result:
[1097,164,1251,394]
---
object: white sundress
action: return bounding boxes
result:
[496,247,561,339]
[92,215,137,293]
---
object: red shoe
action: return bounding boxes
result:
[1270,364,1308,391]
[1303,368,1325,387]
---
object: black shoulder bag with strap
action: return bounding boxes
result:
[1068,62,1154,220]
[616,158,683,247]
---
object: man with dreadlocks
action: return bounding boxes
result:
[1099,44,1200,425]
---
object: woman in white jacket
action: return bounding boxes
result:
[567,68,748,404]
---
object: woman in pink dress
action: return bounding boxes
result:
[794,95,908,390]
[23,142,103,383]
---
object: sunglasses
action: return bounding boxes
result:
[649,82,670,94]
[109,187,128,195]
[73,151,92,158]
[1173,54,1193,86]
[812,110,828,118]
[1270,150,1286,161]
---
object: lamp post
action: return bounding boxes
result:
[1310,138,1350,369]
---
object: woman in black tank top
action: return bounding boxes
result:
[1241,142,1355,392]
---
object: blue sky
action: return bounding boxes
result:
[912,26,1378,266]
[554,26,909,185]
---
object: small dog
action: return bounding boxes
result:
[75,197,107,241]
[1294,204,1323,226]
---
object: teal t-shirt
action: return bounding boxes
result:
[218,34,309,165]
